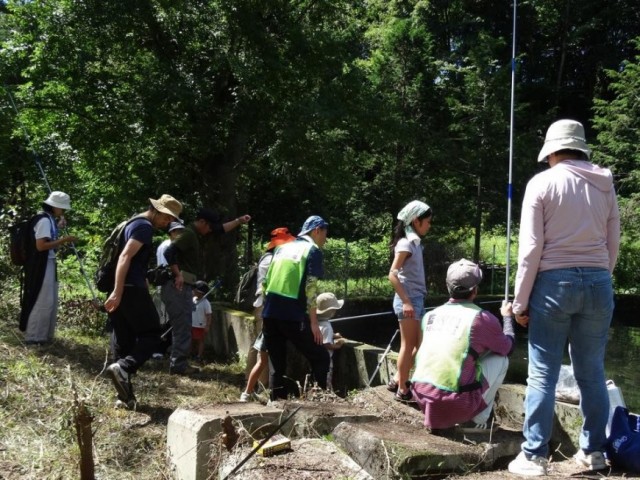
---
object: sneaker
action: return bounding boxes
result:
[114,398,137,410]
[386,379,399,393]
[239,392,252,402]
[574,450,607,471]
[106,363,133,403]
[508,451,548,477]
[151,353,164,360]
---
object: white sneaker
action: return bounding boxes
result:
[239,392,251,402]
[508,451,548,476]
[574,450,607,471]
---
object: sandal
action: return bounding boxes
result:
[386,379,399,393]
[394,389,414,403]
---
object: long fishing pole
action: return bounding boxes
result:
[504,0,517,303]
[330,301,504,324]
[4,86,98,301]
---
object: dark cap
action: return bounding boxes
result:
[194,281,209,295]
[196,208,222,226]
[446,259,483,296]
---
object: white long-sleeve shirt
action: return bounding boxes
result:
[513,160,620,314]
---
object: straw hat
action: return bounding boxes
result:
[537,119,591,163]
[44,191,71,210]
[267,227,296,250]
[149,195,182,221]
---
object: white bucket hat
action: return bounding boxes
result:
[44,191,71,210]
[316,292,345,315]
[537,119,591,163]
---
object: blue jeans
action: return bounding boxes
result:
[523,268,613,458]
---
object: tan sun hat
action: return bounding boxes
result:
[44,191,71,210]
[537,119,591,163]
[316,292,345,315]
[149,194,182,221]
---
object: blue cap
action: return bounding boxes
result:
[298,215,329,236]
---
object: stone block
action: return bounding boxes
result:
[332,420,495,479]
[167,404,283,480]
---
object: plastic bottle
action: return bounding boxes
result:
[606,379,626,437]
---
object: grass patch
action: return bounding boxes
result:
[0,291,247,479]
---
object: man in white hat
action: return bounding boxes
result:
[20,191,77,345]
[411,259,514,433]
[507,120,621,476]
[104,194,183,408]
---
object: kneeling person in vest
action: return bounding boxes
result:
[411,259,515,431]
[262,215,331,400]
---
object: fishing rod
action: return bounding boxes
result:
[504,0,518,303]
[367,329,399,387]
[4,85,98,301]
[329,311,393,324]
[330,300,505,324]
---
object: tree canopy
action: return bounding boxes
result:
[1,0,639,287]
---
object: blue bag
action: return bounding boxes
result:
[607,406,640,472]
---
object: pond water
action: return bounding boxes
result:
[508,322,640,413]
[335,313,640,413]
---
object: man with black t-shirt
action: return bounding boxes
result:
[104,194,182,409]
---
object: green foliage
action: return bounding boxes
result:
[593,38,640,197]
[2,0,640,292]
[612,233,640,294]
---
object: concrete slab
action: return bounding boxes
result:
[218,438,374,479]
[494,383,582,456]
[332,420,522,479]
[167,404,284,480]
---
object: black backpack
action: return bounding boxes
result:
[234,252,270,306]
[9,213,46,266]
[94,215,146,293]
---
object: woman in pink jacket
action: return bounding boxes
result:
[508,120,620,476]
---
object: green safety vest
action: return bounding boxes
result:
[412,302,482,392]
[264,241,313,299]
